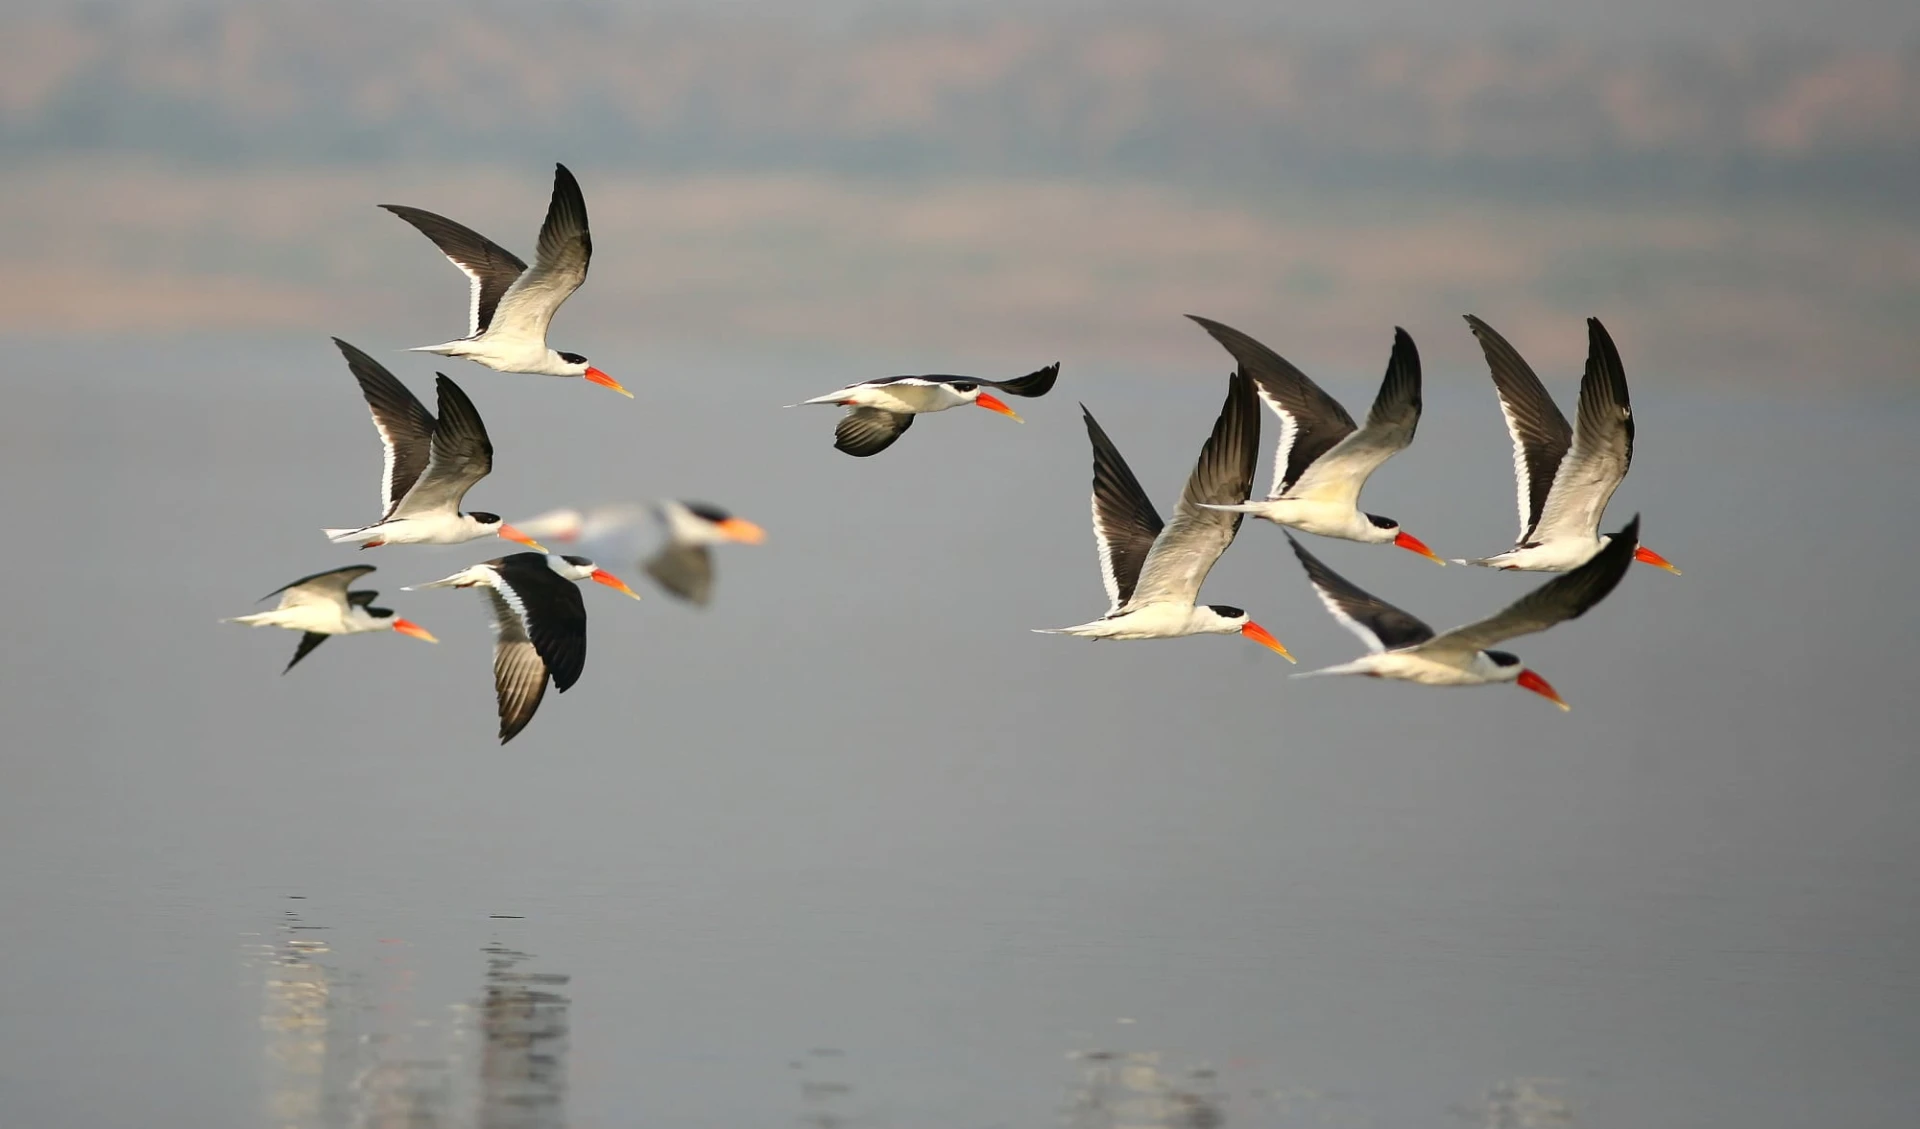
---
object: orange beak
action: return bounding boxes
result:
[716,516,766,544]
[1517,668,1569,711]
[589,568,643,600]
[391,618,438,643]
[1634,544,1682,575]
[974,391,1022,422]
[583,366,633,398]
[497,523,548,553]
[1240,621,1295,662]
[1393,530,1445,565]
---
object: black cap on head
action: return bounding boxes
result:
[683,501,731,523]
[1484,649,1522,668]
[558,351,589,365]
[1366,513,1398,530]
[1207,604,1246,619]
[366,607,395,619]
[469,511,501,524]
[561,555,594,568]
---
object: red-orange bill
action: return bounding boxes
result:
[1634,545,1682,575]
[589,568,643,599]
[1241,621,1295,662]
[717,517,766,544]
[975,392,1023,421]
[497,523,548,553]
[1517,668,1568,710]
[584,367,633,398]
[1393,530,1445,565]
[392,618,438,643]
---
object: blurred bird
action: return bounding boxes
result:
[405,553,638,744]
[1291,515,1643,709]
[382,163,628,397]
[1036,369,1293,659]
[1457,316,1679,574]
[796,363,1059,457]
[1186,315,1443,564]
[224,564,436,674]
[513,502,765,606]
[321,339,547,552]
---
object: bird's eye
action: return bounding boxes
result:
[952,382,977,393]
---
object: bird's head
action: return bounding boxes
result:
[949,380,1022,422]
[671,501,767,546]
[1365,513,1445,565]
[1484,649,1567,710]
[366,607,438,643]
[471,512,548,553]
[1206,604,1294,661]
[558,350,630,398]
[552,554,641,599]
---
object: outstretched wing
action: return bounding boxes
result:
[1530,317,1635,545]
[1425,515,1640,657]
[1465,315,1573,545]
[1081,404,1166,614]
[379,205,528,338]
[982,363,1061,399]
[390,375,494,518]
[1127,369,1260,608]
[482,585,550,744]
[334,338,435,516]
[834,408,913,457]
[261,564,377,611]
[1286,534,1435,653]
[1284,327,1423,507]
[488,163,592,343]
[1187,316,1355,498]
[282,632,329,675]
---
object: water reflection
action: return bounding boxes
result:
[253,905,570,1129]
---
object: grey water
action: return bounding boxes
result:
[0,335,1916,1128]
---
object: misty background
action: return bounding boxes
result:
[0,2,1915,1128]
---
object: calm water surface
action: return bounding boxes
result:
[0,336,1915,1128]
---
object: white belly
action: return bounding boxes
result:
[1245,499,1383,542]
[1472,538,1603,572]
[1047,603,1209,640]
[846,384,963,414]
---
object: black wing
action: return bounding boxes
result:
[982,363,1061,399]
[834,408,913,457]
[282,632,329,675]
[1465,315,1573,544]
[1432,516,1641,655]
[1081,404,1165,614]
[1186,316,1357,497]
[379,204,529,337]
[334,338,435,517]
[258,563,377,604]
[1286,534,1435,653]
[498,557,589,694]
[483,585,551,745]
[390,375,494,518]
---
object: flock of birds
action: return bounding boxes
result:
[226,164,1680,743]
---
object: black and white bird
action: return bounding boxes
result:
[1457,316,1679,574]
[1036,370,1293,658]
[322,339,547,551]
[1186,316,1443,564]
[797,363,1059,457]
[405,553,639,744]
[382,163,629,397]
[224,564,437,674]
[1289,514,1643,709]
[510,502,766,606]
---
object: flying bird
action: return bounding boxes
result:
[223,564,436,673]
[511,502,766,605]
[1036,370,1293,658]
[797,363,1059,457]
[406,553,639,744]
[322,339,546,551]
[642,501,766,606]
[1186,315,1442,564]
[1457,316,1679,574]
[1289,514,1643,709]
[382,163,629,397]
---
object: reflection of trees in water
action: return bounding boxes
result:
[252,904,570,1129]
